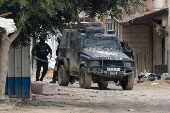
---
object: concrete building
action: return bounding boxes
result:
[119,0,169,75]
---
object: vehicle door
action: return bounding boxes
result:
[69,31,80,75]
[59,29,70,58]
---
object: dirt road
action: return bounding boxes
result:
[1,70,170,113]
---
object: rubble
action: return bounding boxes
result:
[161,73,170,80]
[138,71,170,83]
[31,82,58,95]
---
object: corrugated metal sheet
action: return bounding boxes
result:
[6,45,30,97]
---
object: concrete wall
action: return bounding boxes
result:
[153,29,162,66]
[122,0,167,21]
[120,25,150,74]
[120,0,170,74]
[122,25,149,54]
[120,24,169,74]
[146,0,154,10]
[101,16,107,31]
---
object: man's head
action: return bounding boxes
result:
[120,40,125,47]
[39,36,45,44]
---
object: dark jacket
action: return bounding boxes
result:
[120,40,134,59]
[32,42,52,60]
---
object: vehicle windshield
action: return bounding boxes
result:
[83,35,121,51]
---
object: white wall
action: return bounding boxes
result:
[154,0,165,9]
[46,29,62,69]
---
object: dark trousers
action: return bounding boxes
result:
[36,60,48,81]
[52,61,58,81]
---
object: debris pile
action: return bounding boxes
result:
[138,70,170,83]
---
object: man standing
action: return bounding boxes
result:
[32,36,52,81]
[50,36,61,83]
[120,40,134,60]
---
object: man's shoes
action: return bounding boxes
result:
[49,81,56,84]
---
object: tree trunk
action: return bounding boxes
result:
[0,35,11,99]
[0,28,21,99]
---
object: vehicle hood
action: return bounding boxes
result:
[82,49,132,61]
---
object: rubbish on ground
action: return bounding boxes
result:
[138,70,165,82]
[147,73,161,81]
[138,71,151,80]
[161,73,170,80]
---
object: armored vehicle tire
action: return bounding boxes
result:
[97,81,108,88]
[79,67,92,89]
[121,74,134,90]
[58,65,70,86]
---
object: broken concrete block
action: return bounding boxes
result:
[31,82,58,95]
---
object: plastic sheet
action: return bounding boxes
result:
[0,17,17,35]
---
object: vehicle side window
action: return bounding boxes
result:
[66,32,69,38]
[60,30,67,47]
[75,34,81,50]
[64,32,70,48]
[70,32,76,49]
[70,32,73,39]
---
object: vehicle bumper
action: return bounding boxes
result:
[88,67,134,77]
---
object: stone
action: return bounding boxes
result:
[31,82,58,95]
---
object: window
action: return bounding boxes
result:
[108,23,112,30]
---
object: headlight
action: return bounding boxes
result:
[125,62,134,67]
[89,61,100,66]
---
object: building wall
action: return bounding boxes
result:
[122,0,167,21]
[120,0,170,74]
[153,29,162,72]
[120,25,149,74]
[121,24,169,74]
[167,0,170,74]
[122,25,149,54]
[153,29,163,64]
[101,16,107,30]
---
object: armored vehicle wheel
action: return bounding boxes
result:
[79,67,92,89]
[58,65,70,86]
[121,74,134,90]
[97,81,108,88]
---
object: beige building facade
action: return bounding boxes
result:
[119,0,169,75]
[78,12,119,36]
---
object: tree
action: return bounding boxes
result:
[0,0,147,99]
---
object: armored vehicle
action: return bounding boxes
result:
[57,27,135,90]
